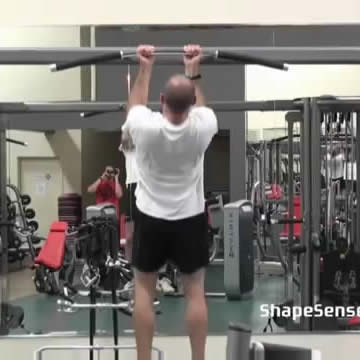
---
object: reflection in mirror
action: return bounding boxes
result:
[1,25,360,345]
[0,25,86,337]
[246,65,360,334]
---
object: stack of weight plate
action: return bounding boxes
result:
[58,193,82,226]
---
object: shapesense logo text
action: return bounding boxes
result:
[260,304,360,321]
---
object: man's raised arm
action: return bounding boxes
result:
[184,44,205,107]
[127,45,155,112]
[121,45,155,149]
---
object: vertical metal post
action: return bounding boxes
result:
[259,143,266,230]
[286,118,295,303]
[275,142,281,185]
[350,113,355,248]
[345,112,349,244]
[328,113,334,248]
[0,114,8,333]
[261,142,267,201]
[323,113,329,252]
[268,142,273,184]
[230,117,247,201]
[300,99,312,330]
[310,99,322,327]
[356,113,360,253]
[89,286,96,360]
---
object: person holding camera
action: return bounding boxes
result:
[87,166,123,216]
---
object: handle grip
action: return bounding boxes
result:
[50,51,123,72]
[216,50,288,71]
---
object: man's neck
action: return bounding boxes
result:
[163,108,188,126]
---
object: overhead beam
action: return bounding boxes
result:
[316,99,360,112]
[0,100,297,131]
[0,100,297,113]
[2,47,360,65]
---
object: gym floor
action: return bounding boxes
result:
[8,263,285,336]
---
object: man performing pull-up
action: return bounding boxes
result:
[121,44,218,360]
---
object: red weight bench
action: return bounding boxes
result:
[34,221,68,271]
[281,196,302,238]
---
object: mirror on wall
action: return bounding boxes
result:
[1,25,360,340]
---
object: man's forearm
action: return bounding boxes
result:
[127,65,153,111]
[193,80,205,106]
[185,64,205,106]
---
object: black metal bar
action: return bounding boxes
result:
[300,99,312,331]
[275,142,281,185]
[6,138,27,146]
[1,101,298,132]
[287,117,295,304]
[216,50,288,71]
[89,286,96,360]
[0,100,298,114]
[0,116,7,334]
[109,224,119,360]
[51,52,123,72]
[4,47,360,65]
[356,113,360,253]
[52,48,199,72]
[324,113,329,253]
[270,134,301,143]
[52,48,287,72]
[310,99,322,329]
[316,99,360,112]
[345,112,350,246]
[350,113,355,249]
[80,110,125,118]
[268,142,273,184]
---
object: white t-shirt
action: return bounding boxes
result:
[122,105,218,220]
[120,148,139,185]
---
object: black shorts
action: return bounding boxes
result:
[125,183,137,221]
[132,209,209,274]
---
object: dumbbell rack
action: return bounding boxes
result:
[6,184,40,263]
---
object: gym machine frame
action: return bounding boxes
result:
[222,102,307,308]
[305,98,360,329]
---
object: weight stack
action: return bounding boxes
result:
[58,193,82,227]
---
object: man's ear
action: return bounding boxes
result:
[160,93,165,104]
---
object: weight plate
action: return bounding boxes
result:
[21,194,31,206]
[24,208,36,219]
[28,220,39,232]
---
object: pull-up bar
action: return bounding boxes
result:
[49,48,288,72]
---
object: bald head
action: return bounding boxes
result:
[162,74,195,114]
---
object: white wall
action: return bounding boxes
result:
[246,65,360,131]
[0,0,360,25]
[0,26,82,193]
